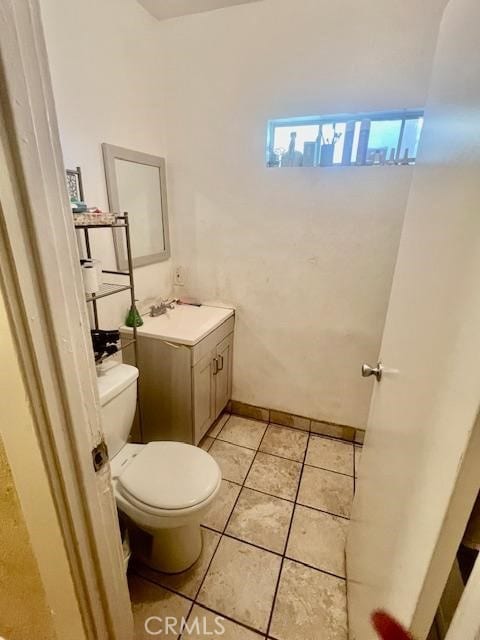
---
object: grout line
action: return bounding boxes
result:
[189,426,273,637]
[178,599,196,640]
[199,416,353,634]
[190,529,224,602]
[303,462,354,478]
[210,416,355,474]
[132,570,265,638]
[353,442,357,493]
[218,474,351,520]
[264,428,311,639]
[221,425,271,534]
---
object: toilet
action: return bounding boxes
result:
[97,361,222,573]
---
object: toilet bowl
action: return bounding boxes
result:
[97,361,221,573]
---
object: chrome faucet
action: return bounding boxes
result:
[149,299,175,317]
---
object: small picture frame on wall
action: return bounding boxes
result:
[66,166,85,202]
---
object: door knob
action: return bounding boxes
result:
[362,362,383,381]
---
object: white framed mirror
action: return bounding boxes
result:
[102,143,170,269]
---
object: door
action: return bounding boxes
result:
[0,2,133,637]
[193,349,216,443]
[215,333,234,418]
[347,1,480,638]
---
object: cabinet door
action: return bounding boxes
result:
[192,349,216,444]
[215,333,233,418]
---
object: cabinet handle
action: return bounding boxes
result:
[217,354,224,371]
[213,358,218,375]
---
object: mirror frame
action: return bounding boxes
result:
[102,143,171,269]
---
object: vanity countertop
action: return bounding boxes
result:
[121,303,234,346]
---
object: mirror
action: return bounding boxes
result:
[102,143,170,269]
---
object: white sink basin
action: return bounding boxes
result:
[121,303,234,346]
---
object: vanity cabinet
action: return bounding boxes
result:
[193,332,234,439]
[122,312,234,446]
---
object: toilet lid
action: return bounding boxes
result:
[118,441,221,511]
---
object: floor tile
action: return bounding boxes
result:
[217,415,267,449]
[245,452,302,501]
[197,536,281,633]
[354,445,362,477]
[132,528,220,599]
[305,436,354,476]
[181,604,263,639]
[226,487,294,553]
[270,559,347,640]
[297,466,353,518]
[208,412,230,438]
[259,424,308,462]
[202,480,241,532]
[209,440,256,484]
[199,436,214,452]
[128,574,191,639]
[286,505,348,577]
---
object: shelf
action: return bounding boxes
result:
[86,282,131,303]
[75,223,128,229]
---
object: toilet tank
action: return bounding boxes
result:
[97,363,139,458]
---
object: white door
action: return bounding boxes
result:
[347,1,480,638]
[215,333,234,418]
[0,2,133,638]
[193,350,217,443]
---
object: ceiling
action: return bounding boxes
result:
[138,0,262,21]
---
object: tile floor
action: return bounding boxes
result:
[129,414,362,639]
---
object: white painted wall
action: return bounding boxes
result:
[157,0,446,427]
[39,0,173,328]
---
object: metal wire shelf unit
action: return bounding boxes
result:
[75,212,138,368]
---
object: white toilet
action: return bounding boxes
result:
[97,361,222,573]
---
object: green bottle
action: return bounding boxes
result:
[125,303,143,327]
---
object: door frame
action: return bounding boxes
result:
[0,1,133,638]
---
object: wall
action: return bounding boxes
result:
[39,0,173,328]
[0,437,56,640]
[155,0,446,427]
[0,287,86,640]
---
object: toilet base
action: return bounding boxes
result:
[132,523,204,574]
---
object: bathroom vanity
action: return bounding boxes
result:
[121,304,234,445]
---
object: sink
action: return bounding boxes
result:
[121,303,234,346]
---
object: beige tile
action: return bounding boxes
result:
[209,440,256,484]
[311,420,355,441]
[202,480,241,532]
[298,466,353,518]
[259,424,308,462]
[270,409,310,431]
[305,436,354,476]
[245,452,302,501]
[286,505,348,577]
[181,605,263,639]
[354,445,362,477]
[208,412,230,438]
[128,574,191,639]
[270,560,347,640]
[133,528,220,599]
[218,415,267,450]
[231,400,270,422]
[197,536,281,633]
[199,436,214,452]
[226,488,294,553]
[354,429,365,445]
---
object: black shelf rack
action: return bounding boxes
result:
[75,213,138,366]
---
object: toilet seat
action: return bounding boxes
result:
[117,441,222,516]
